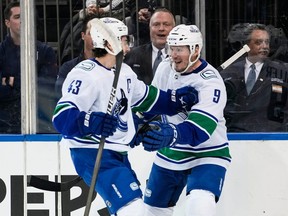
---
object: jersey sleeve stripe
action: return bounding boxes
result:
[52,101,78,120]
[188,111,218,135]
[132,85,159,112]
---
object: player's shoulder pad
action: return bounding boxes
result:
[200,69,218,80]
[74,59,96,72]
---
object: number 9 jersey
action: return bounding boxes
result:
[151,58,231,171]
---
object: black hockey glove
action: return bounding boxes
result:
[78,111,118,138]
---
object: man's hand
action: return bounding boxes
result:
[138,8,151,23]
[2,76,14,87]
[78,111,118,138]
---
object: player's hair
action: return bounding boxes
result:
[4,1,20,20]
[92,47,108,58]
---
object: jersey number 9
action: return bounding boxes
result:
[213,89,221,103]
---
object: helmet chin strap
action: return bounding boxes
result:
[105,47,117,56]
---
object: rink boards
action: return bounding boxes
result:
[0,133,287,216]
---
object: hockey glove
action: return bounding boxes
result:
[130,132,145,148]
[142,121,178,151]
[129,112,144,148]
[170,86,198,113]
[78,111,118,138]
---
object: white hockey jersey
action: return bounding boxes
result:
[152,58,231,171]
[53,58,168,152]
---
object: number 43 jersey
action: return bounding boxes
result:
[54,58,162,152]
[152,58,231,171]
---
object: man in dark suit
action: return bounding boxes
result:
[221,23,288,132]
[124,8,175,84]
[0,1,58,133]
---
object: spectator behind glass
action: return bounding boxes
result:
[91,0,133,20]
[59,0,98,65]
[55,14,97,100]
[125,0,161,46]
[221,23,288,132]
[60,0,133,65]
[125,0,190,46]
[124,8,175,84]
[0,1,58,134]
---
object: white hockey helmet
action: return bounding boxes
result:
[167,24,203,73]
[90,17,128,55]
[100,17,128,41]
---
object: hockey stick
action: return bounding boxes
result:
[84,18,124,216]
[218,44,250,71]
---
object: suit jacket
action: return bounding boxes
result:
[124,43,153,85]
[220,59,288,132]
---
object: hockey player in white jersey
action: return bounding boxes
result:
[52,18,199,216]
[139,25,232,216]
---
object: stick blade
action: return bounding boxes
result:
[28,175,82,192]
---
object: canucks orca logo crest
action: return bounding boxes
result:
[113,88,128,131]
[200,70,217,79]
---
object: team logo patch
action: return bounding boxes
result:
[200,70,217,79]
[144,188,152,197]
[75,61,95,71]
[130,182,139,191]
[105,200,112,208]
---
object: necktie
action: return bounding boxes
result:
[246,64,256,95]
[152,50,162,74]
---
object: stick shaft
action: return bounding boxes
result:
[83,136,105,215]
[84,50,124,216]
[219,44,250,70]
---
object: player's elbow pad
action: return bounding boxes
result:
[147,90,179,116]
[53,108,81,137]
[176,121,210,146]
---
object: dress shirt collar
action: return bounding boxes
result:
[151,44,166,58]
[245,58,264,81]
